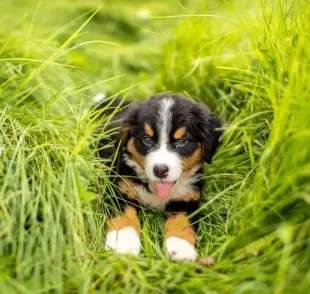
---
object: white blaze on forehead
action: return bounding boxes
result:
[145,97,183,183]
[158,97,174,146]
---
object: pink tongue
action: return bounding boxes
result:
[155,181,174,199]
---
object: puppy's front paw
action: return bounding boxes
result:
[105,227,141,256]
[165,237,198,262]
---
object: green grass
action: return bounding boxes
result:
[0,0,309,293]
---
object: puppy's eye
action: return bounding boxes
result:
[142,136,152,146]
[176,138,188,147]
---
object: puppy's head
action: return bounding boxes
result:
[118,94,222,199]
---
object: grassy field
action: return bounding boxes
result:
[0,0,309,293]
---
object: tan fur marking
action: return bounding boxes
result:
[107,206,140,233]
[127,137,145,168]
[183,189,201,202]
[144,123,154,137]
[119,124,131,147]
[118,179,138,200]
[182,143,203,171]
[165,213,197,246]
[173,127,186,140]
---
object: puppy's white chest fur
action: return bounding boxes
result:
[134,185,182,210]
[134,171,200,210]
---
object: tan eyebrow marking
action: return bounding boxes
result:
[144,123,154,137]
[173,127,186,140]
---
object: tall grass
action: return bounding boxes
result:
[0,0,309,293]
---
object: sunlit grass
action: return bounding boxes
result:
[0,0,309,293]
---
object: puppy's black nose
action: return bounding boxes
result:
[153,164,169,179]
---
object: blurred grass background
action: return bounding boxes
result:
[0,0,309,293]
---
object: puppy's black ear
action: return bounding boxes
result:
[203,114,223,164]
[194,106,223,164]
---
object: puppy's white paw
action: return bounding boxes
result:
[165,237,198,262]
[105,227,141,256]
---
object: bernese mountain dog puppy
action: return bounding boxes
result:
[95,93,222,262]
